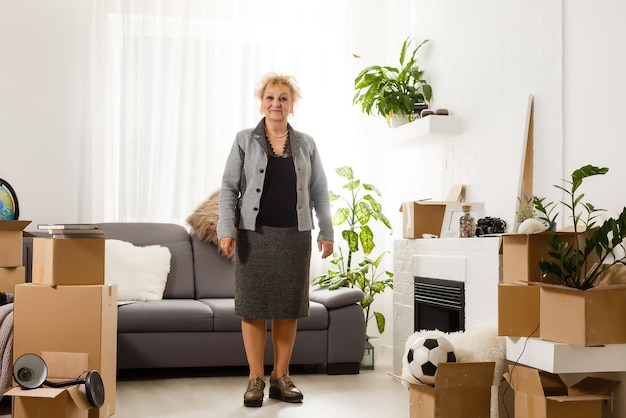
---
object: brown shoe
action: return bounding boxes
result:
[269,374,303,403]
[243,377,265,407]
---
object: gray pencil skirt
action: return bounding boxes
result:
[234,225,312,320]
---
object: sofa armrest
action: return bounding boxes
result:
[309,286,364,309]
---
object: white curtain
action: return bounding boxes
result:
[85,0,360,225]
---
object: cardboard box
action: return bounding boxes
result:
[539,283,626,346]
[409,362,495,418]
[501,230,598,284]
[0,220,31,267]
[498,283,540,337]
[6,352,93,418]
[0,266,25,292]
[32,237,105,285]
[13,284,118,418]
[400,185,464,239]
[505,364,619,418]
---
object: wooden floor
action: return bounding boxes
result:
[0,359,410,418]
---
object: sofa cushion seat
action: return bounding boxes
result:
[200,298,328,332]
[117,299,214,333]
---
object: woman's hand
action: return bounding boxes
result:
[318,240,334,259]
[220,237,235,258]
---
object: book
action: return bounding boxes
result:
[38,223,99,231]
[46,228,104,235]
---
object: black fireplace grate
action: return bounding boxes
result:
[414,280,464,310]
[414,276,465,332]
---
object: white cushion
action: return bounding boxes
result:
[104,239,171,302]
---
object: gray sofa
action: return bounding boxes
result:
[22,222,366,374]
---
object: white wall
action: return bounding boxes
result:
[0,0,91,225]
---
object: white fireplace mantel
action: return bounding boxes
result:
[392,237,502,374]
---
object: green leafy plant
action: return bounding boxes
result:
[313,167,393,335]
[353,37,433,125]
[533,164,626,289]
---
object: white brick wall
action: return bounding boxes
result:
[392,237,501,374]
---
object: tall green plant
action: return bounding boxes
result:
[534,165,626,289]
[313,167,393,335]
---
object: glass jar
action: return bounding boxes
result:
[459,204,476,238]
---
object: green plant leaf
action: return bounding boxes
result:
[342,229,359,253]
[336,166,354,179]
[374,312,385,334]
[355,201,372,225]
[359,225,375,254]
[332,208,349,226]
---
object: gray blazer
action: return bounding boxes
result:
[217,119,334,243]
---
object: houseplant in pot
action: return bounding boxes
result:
[533,164,626,290]
[353,37,433,128]
[530,164,626,346]
[313,166,394,336]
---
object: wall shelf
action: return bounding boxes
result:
[506,336,626,374]
[388,115,461,147]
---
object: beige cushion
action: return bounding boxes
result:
[186,189,232,260]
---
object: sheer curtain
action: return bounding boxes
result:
[85,0,358,225]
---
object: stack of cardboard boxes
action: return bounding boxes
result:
[498,231,622,418]
[5,229,117,418]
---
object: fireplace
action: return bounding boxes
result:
[414,276,465,333]
[393,237,501,375]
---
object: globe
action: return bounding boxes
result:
[0,179,18,221]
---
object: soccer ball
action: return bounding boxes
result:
[406,335,457,385]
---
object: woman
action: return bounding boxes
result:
[217,73,334,407]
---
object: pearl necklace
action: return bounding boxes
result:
[264,126,288,138]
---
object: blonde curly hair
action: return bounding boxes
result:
[254,72,302,115]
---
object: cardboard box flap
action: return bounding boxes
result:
[531,282,626,292]
[506,365,567,396]
[568,376,620,396]
[546,394,613,402]
[67,385,92,410]
[4,386,67,399]
[0,220,31,231]
[43,351,90,381]
[435,362,495,388]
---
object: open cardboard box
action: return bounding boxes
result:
[13,284,118,418]
[400,185,465,239]
[0,220,31,267]
[504,364,619,418]
[501,228,599,284]
[409,361,495,418]
[32,237,105,285]
[5,352,94,418]
[497,283,540,338]
[538,282,626,347]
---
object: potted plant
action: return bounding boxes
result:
[313,166,394,335]
[533,164,626,289]
[353,37,433,128]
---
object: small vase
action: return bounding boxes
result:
[387,113,410,128]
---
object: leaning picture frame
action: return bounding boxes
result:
[440,202,485,238]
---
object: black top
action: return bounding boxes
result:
[257,137,298,227]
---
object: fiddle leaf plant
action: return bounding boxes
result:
[533,164,626,290]
[313,166,393,335]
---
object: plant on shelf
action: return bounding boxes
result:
[516,192,536,225]
[313,166,393,335]
[353,37,433,128]
[533,164,626,290]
